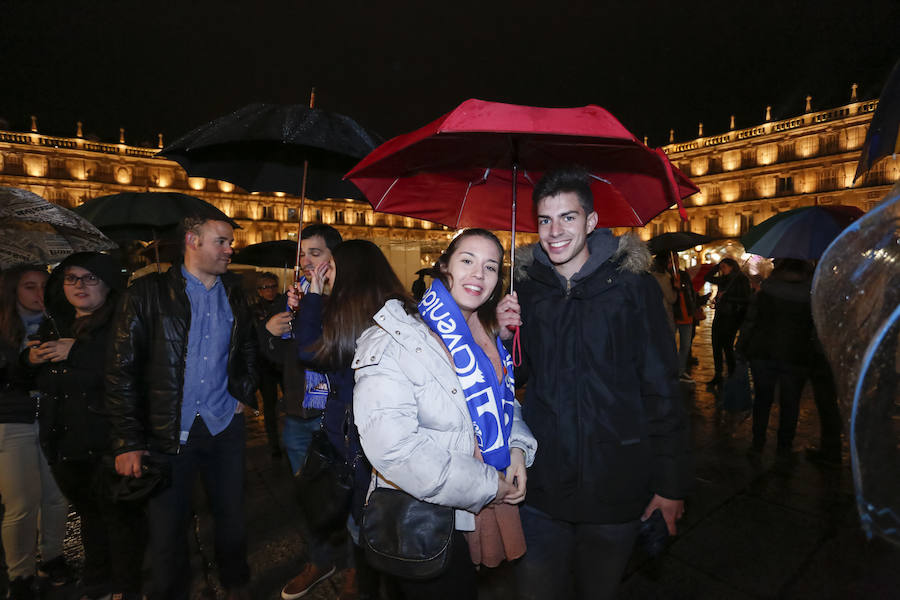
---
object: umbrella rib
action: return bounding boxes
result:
[588,173,642,225]
[374,177,402,211]
[456,168,491,228]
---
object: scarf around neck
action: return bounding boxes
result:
[418,280,515,471]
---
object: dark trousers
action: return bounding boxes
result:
[146,414,249,600]
[711,317,741,377]
[516,504,640,600]
[810,354,842,455]
[750,359,808,450]
[393,530,475,600]
[258,365,282,452]
[51,460,145,595]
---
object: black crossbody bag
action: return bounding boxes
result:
[360,484,455,580]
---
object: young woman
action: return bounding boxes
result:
[0,265,70,600]
[353,228,537,599]
[32,252,145,600]
[277,239,393,600]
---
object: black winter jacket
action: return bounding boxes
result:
[704,266,751,324]
[38,319,112,463]
[106,266,259,455]
[515,231,692,524]
[737,271,814,367]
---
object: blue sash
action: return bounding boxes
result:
[418,280,516,471]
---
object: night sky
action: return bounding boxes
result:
[1,1,898,149]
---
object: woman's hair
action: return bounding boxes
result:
[0,265,46,348]
[313,240,416,370]
[652,253,670,273]
[427,228,506,336]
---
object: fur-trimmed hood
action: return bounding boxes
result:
[514,230,651,283]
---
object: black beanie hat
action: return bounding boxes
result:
[57,252,125,291]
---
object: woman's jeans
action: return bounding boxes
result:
[283,415,320,475]
[0,422,68,579]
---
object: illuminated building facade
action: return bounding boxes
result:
[0,120,536,286]
[635,89,899,244]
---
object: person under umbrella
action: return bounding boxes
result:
[0,265,71,599]
[31,253,145,599]
[354,230,536,599]
[704,258,752,387]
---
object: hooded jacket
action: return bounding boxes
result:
[515,230,692,524]
[106,265,258,455]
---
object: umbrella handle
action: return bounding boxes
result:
[512,325,522,368]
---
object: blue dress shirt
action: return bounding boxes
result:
[180,265,238,442]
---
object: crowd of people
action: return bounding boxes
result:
[0,166,840,600]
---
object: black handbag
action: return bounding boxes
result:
[294,428,354,534]
[361,486,455,580]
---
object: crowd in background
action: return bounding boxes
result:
[0,167,842,600]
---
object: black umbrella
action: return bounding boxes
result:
[73,192,238,242]
[159,102,380,200]
[647,231,713,254]
[231,240,297,268]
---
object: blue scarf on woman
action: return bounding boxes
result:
[418,280,516,471]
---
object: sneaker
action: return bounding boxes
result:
[7,576,35,600]
[337,568,358,600]
[678,373,694,383]
[37,555,72,587]
[281,564,336,599]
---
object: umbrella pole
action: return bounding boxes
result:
[293,87,317,284]
[152,228,161,274]
[510,162,518,294]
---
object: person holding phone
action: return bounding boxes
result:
[35,252,145,600]
[0,265,70,599]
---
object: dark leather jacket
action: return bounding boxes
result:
[106,266,259,455]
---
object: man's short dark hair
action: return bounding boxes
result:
[532,167,595,216]
[300,224,342,251]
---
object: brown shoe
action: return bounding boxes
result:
[281,563,336,599]
[338,568,358,600]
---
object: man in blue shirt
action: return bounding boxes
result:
[108,215,259,600]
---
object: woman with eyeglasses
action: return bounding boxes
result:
[30,253,145,600]
[0,264,70,600]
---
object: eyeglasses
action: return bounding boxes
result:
[63,273,101,286]
[257,284,278,291]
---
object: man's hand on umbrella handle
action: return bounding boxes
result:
[265,312,293,337]
[496,292,521,341]
[115,450,148,478]
[286,285,301,310]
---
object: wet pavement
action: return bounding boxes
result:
[6,312,900,599]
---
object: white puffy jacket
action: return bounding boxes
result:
[353,299,537,531]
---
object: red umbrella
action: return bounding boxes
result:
[346,99,697,238]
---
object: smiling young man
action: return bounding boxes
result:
[503,168,691,600]
[106,214,258,600]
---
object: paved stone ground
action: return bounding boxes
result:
[5,312,899,599]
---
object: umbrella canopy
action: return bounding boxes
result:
[0,187,117,269]
[231,240,298,268]
[74,192,238,242]
[647,231,713,254]
[741,205,864,260]
[855,59,900,181]
[160,103,381,199]
[345,99,698,232]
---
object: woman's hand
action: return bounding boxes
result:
[496,292,521,341]
[26,340,47,365]
[265,312,293,337]
[35,338,76,363]
[505,448,527,502]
